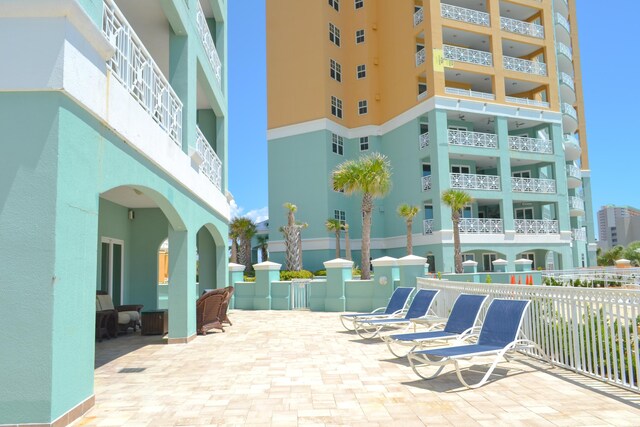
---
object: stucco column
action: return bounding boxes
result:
[228,263,245,309]
[428,109,452,232]
[496,117,514,236]
[397,255,428,287]
[169,27,197,155]
[550,123,571,235]
[196,227,216,296]
[253,261,281,310]
[168,227,197,343]
[324,258,353,312]
[370,256,398,310]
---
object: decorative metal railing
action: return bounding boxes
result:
[103,0,183,145]
[563,134,581,151]
[543,268,640,287]
[196,126,222,190]
[419,132,430,150]
[569,196,585,211]
[443,44,493,67]
[511,177,557,194]
[563,103,578,120]
[503,56,547,76]
[459,218,504,234]
[515,219,559,234]
[557,42,573,60]
[444,87,495,100]
[500,16,544,38]
[417,278,640,393]
[421,175,432,191]
[572,228,587,241]
[195,1,222,86]
[440,3,490,27]
[509,136,553,154]
[414,8,424,26]
[567,164,582,180]
[448,129,498,149]
[505,96,550,108]
[417,91,428,100]
[556,12,571,33]
[416,48,426,66]
[450,173,501,191]
[423,219,434,235]
[559,72,575,91]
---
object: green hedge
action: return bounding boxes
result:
[280,270,314,281]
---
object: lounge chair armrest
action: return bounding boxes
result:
[117,305,144,313]
[371,307,386,314]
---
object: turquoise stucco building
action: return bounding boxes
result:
[0,0,228,425]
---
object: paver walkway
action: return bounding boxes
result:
[77,310,640,426]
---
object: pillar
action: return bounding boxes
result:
[370,256,399,310]
[496,117,514,236]
[397,255,429,287]
[253,261,281,310]
[492,258,508,273]
[462,260,478,274]
[324,258,353,312]
[228,262,245,309]
[168,227,197,343]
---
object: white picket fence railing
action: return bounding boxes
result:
[417,278,640,393]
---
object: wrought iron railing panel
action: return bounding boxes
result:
[556,13,571,33]
[195,1,222,86]
[511,177,557,194]
[419,132,430,150]
[509,136,553,154]
[421,175,432,192]
[572,228,587,241]
[440,3,490,27]
[562,103,578,120]
[557,42,573,60]
[503,55,547,76]
[448,129,498,149]
[423,219,434,235]
[566,164,582,180]
[443,44,493,67]
[500,16,544,38]
[450,173,501,191]
[514,219,559,234]
[559,72,575,91]
[569,196,585,211]
[415,48,426,66]
[414,8,424,26]
[196,126,222,190]
[459,218,504,234]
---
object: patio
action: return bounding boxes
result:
[81,310,640,426]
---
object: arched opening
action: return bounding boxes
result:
[461,250,507,272]
[157,239,169,309]
[516,249,563,271]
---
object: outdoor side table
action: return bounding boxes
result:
[96,310,116,341]
[141,310,168,335]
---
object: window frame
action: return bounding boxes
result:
[331,96,343,119]
[328,0,339,11]
[355,0,364,9]
[355,29,365,44]
[331,133,344,155]
[334,209,346,226]
[359,136,369,151]
[356,64,366,79]
[512,170,532,178]
[358,100,368,115]
[483,253,497,272]
[329,23,341,47]
[451,165,471,174]
[330,59,342,82]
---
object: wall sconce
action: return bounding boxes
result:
[128,209,135,220]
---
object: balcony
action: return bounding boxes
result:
[557,42,573,61]
[559,72,576,104]
[556,13,571,34]
[511,177,557,194]
[559,72,575,91]
[500,16,544,39]
[563,134,581,161]
[440,3,490,27]
[422,175,432,192]
[572,228,587,241]
[195,1,222,86]
[503,56,547,76]
[509,136,553,154]
[103,0,183,145]
[566,164,582,188]
[443,45,493,67]
[448,129,497,149]
[416,49,426,67]
[414,8,424,26]
[515,219,559,235]
[562,103,578,133]
[450,173,501,191]
[444,87,495,101]
[569,196,585,216]
[196,126,222,190]
[505,96,550,108]
[423,219,434,235]
[419,132,430,150]
[459,218,504,234]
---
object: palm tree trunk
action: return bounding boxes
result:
[244,238,253,272]
[406,219,413,255]
[452,212,462,273]
[261,246,268,262]
[335,231,341,259]
[345,229,351,260]
[361,193,373,280]
[231,239,238,263]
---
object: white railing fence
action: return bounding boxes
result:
[440,3,490,27]
[421,175,432,192]
[503,56,547,76]
[459,218,503,234]
[450,173,501,191]
[419,132,430,150]
[417,278,640,393]
[448,129,498,149]
[542,268,640,287]
[505,96,550,108]
[103,0,183,145]
[509,136,553,154]
[500,16,544,38]
[563,103,578,120]
[423,219,434,235]
[569,196,585,211]
[290,279,310,310]
[511,177,557,194]
[195,1,222,86]
[416,48,426,66]
[443,44,493,67]
[414,8,424,26]
[444,87,495,100]
[196,127,222,189]
[514,219,559,234]
[572,228,587,241]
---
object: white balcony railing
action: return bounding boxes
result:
[443,44,493,67]
[416,48,426,66]
[508,136,553,154]
[511,177,557,194]
[563,103,578,120]
[441,3,490,27]
[419,132,430,150]
[515,219,559,235]
[196,127,222,190]
[422,175,432,191]
[423,219,434,235]
[503,56,547,76]
[450,173,501,191]
[505,96,550,108]
[459,218,504,234]
[569,196,585,211]
[567,164,582,180]
[557,42,573,60]
[448,129,498,149]
[556,13,571,33]
[414,8,424,26]
[500,16,544,38]
[559,72,575,91]
[572,227,587,241]
[195,1,222,86]
[444,87,495,100]
[103,0,183,145]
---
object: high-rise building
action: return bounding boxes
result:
[597,205,640,250]
[267,0,596,272]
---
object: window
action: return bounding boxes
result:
[355,0,364,9]
[331,96,343,119]
[512,171,531,178]
[521,253,535,269]
[329,23,341,46]
[357,64,366,79]
[418,83,427,97]
[451,165,470,174]
[420,123,429,134]
[448,126,466,131]
[330,59,342,82]
[462,253,475,262]
[328,0,339,11]
[462,206,472,219]
[515,207,534,220]
[422,163,431,177]
[483,253,497,272]
[360,136,369,151]
[332,133,344,155]
[358,100,368,115]
[334,210,346,226]
[424,204,433,220]
[355,29,365,44]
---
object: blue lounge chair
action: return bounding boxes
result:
[381,293,488,357]
[353,289,439,339]
[407,298,552,388]
[339,287,414,331]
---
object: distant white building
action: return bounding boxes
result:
[597,205,640,250]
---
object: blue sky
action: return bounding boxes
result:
[227,2,640,233]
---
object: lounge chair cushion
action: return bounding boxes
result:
[96,294,115,311]
[117,312,131,325]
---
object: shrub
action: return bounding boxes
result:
[243,275,256,282]
[313,269,327,276]
[280,270,314,281]
[352,266,362,277]
[485,274,492,284]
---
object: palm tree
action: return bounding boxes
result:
[343,222,352,261]
[332,152,392,280]
[326,218,342,258]
[228,217,242,263]
[282,202,303,270]
[232,217,257,272]
[397,204,420,255]
[256,235,269,262]
[441,189,473,274]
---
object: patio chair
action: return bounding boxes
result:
[339,287,414,331]
[96,291,143,334]
[196,288,229,334]
[220,286,234,325]
[381,293,487,357]
[354,289,440,339]
[407,298,552,389]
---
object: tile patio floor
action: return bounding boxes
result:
[77,310,640,426]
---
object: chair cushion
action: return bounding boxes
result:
[97,294,115,311]
[117,312,131,325]
[121,311,139,322]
